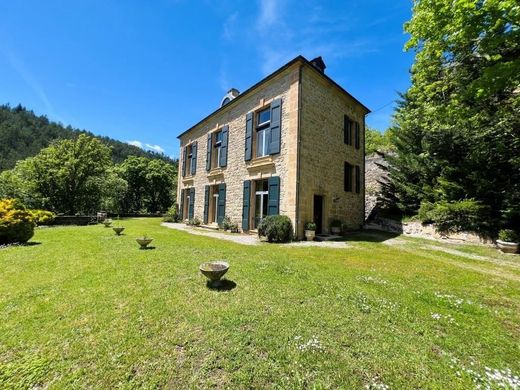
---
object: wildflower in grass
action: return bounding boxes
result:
[294,335,324,353]
[366,377,390,389]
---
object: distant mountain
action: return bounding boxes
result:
[0,104,176,171]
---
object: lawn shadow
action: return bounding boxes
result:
[339,230,401,243]
[25,241,42,246]
[206,279,237,292]
[139,246,156,250]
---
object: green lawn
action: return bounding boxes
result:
[1,218,519,389]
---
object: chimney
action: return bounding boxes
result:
[228,88,240,98]
[310,56,326,73]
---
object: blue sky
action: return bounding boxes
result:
[0,0,414,159]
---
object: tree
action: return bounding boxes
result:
[387,0,520,231]
[30,134,112,214]
[365,127,394,155]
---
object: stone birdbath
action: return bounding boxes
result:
[113,226,125,236]
[136,236,153,249]
[199,261,229,287]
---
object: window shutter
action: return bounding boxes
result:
[220,125,229,167]
[206,134,212,171]
[355,165,361,194]
[179,189,185,220]
[344,162,352,192]
[355,122,360,149]
[191,142,197,175]
[343,115,349,145]
[217,183,226,225]
[203,185,209,224]
[189,188,195,219]
[245,113,253,161]
[267,176,280,216]
[242,180,251,230]
[182,147,187,177]
[268,98,281,155]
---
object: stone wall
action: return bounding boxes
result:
[297,66,367,237]
[177,63,300,230]
[365,154,389,220]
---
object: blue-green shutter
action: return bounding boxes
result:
[190,142,197,175]
[245,113,253,161]
[355,122,360,149]
[242,180,251,230]
[203,185,209,224]
[344,162,352,192]
[182,147,187,177]
[220,125,229,167]
[268,98,281,155]
[189,188,195,219]
[206,134,212,171]
[217,183,226,225]
[179,189,185,219]
[267,176,280,216]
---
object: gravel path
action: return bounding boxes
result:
[161,223,351,248]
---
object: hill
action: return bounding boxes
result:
[0,104,175,171]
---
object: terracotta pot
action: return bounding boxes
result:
[496,240,519,254]
[305,230,316,241]
[113,227,125,235]
[136,238,153,248]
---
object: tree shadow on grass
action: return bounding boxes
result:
[206,279,237,292]
[337,230,401,243]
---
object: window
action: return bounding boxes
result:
[355,165,361,194]
[254,179,269,228]
[256,107,271,157]
[344,115,353,145]
[187,145,194,175]
[344,162,353,192]
[214,130,223,168]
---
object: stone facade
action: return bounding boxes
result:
[177,56,369,239]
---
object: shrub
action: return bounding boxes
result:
[188,217,201,226]
[30,209,55,226]
[417,199,490,233]
[304,221,316,231]
[220,216,237,231]
[162,204,180,222]
[258,215,293,243]
[0,199,36,244]
[498,229,520,243]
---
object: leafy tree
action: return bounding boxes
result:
[29,134,112,214]
[365,127,394,155]
[387,0,520,232]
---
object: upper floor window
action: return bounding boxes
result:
[214,130,223,168]
[182,141,197,177]
[256,107,271,158]
[206,126,228,171]
[187,144,194,175]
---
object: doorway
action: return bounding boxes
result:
[313,195,324,234]
[254,179,269,228]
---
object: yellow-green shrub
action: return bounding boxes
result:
[0,199,36,244]
[30,209,55,226]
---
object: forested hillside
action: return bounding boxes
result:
[0,104,175,171]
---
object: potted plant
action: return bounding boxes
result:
[136,235,153,249]
[497,229,519,254]
[330,219,342,235]
[304,221,316,241]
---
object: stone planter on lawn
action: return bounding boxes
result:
[496,240,519,254]
[136,237,153,249]
[113,227,125,236]
[305,230,316,241]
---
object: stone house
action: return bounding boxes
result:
[177,55,369,239]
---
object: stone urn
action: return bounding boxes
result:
[496,240,519,254]
[305,230,316,241]
[113,227,125,236]
[199,261,229,287]
[103,219,112,227]
[136,237,153,249]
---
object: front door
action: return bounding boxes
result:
[313,195,324,234]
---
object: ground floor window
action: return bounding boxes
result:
[254,179,269,228]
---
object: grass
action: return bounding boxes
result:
[1,218,519,388]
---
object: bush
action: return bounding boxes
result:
[304,221,316,231]
[0,199,36,244]
[30,209,55,226]
[417,199,490,233]
[188,216,201,226]
[498,229,520,243]
[220,216,239,232]
[258,215,293,243]
[162,204,180,222]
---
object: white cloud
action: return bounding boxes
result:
[222,12,239,40]
[126,140,165,154]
